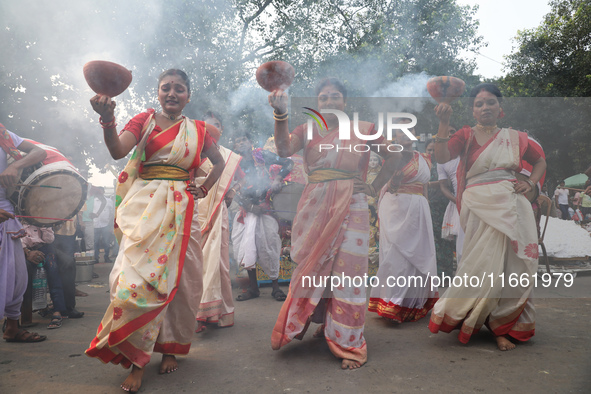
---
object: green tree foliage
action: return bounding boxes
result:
[497,0,591,185]
[0,0,482,173]
[503,0,591,97]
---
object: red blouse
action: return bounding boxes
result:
[122,110,214,153]
[447,126,542,171]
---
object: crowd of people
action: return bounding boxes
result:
[5,68,586,393]
[552,179,591,224]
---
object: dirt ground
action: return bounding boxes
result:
[1,262,590,393]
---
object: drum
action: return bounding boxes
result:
[270,182,305,222]
[516,172,539,203]
[16,161,88,227]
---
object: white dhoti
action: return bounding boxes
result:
[232,212,281,280]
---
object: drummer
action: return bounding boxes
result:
[231,130,293,301]
[0,122,48,343]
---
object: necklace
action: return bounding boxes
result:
[161,110,183,121]
[475,123,498,134]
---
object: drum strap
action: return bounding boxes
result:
[308,168,356,183]
[139,163,190,181]
[0,123,23,161]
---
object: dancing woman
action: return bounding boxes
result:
[268,77,399,369]
[86,69,224,392]
[194,111,241,330]
[428,83,546,351]
[368,124,438,323]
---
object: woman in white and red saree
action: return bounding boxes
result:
[86,69,225,392]
[368,127,438,323]
[429,83,546,351]
[267,78,399,369]
[194,112,241,330]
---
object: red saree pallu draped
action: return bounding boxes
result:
[271,121,375,365]
[368,152,438,323]
[86,112,206,368]
[195,146,241,327]
[429,128,537,344]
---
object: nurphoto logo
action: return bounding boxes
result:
[303,108,416,152]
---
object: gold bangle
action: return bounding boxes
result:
[433,136,450,143]
[273,110,288,121]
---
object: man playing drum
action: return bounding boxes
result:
[0,122,48,343]
[23,139,87,318]
[231,130,293,301]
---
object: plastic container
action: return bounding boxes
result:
[32,262,48,311]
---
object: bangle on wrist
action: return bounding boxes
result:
[273,110,288,121]
[99,116,117,129]
[199,185,208,197]
[525,179,535,189]
[433,136,450,143]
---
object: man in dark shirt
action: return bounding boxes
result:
[231,130,293,301]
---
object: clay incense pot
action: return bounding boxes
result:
[426,76,466,104]
[256,61,295,92]
[83,60,132,97]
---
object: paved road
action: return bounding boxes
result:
[1,262,590,393]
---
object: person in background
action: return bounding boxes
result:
[554,181,570,220]
[540,184,548,197]
[368,123,438,324]
[21,223,65,329]
[231,130,292,302]
[425,138,455,277]
[53,215,85,317]
[573,190,581,211]
[93,187,113,263]
[585,166,591,198]
[436,128,464,268]
[581,180,591,220]
[0,122,47,343]
[80,185,98,252]
[366,152,382,266]
[194,111,241,331]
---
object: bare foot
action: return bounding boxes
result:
[121,365,143,393]
[195,322,206,333]
[312,324,325,338]
[159,354,178,374]
[495,335,516,351]
[341,359,363,370]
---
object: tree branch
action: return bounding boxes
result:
[240,0,274,55]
